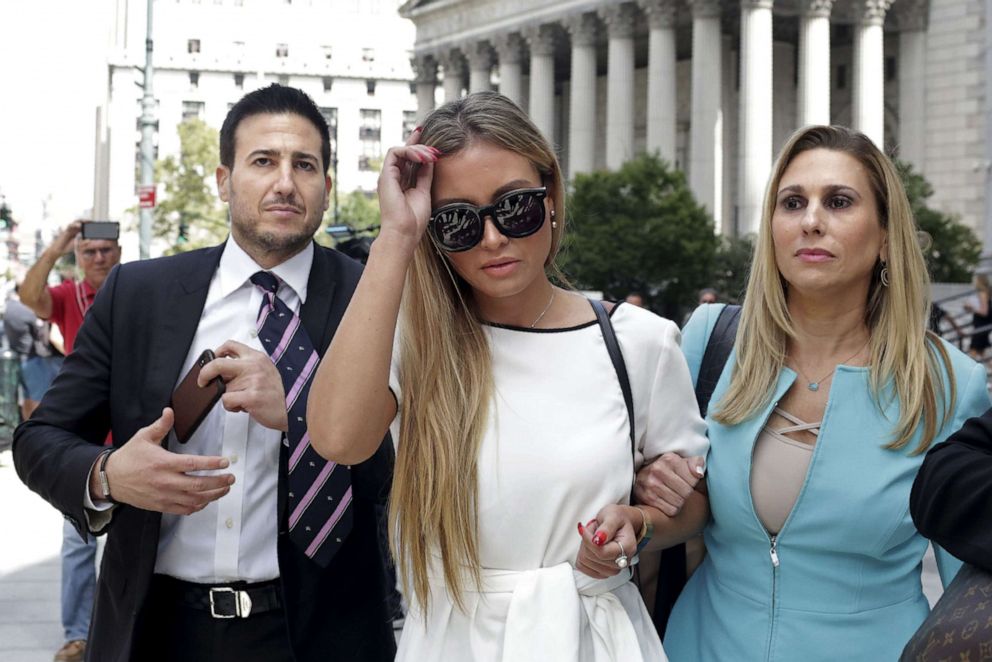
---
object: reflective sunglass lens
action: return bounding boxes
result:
[433,208,481,251]
[496,192,545,236]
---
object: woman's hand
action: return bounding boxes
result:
[377,127,440,249]
[574,505,640,579]
[633,452,706,517]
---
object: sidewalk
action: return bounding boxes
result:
[0,449,65,662]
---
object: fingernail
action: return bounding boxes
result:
[414,126,422,132]
[219,459,230,468]
[593,532,606,546]
[428,146,442,155]
[695,465,706,477]
[577,522,585,535]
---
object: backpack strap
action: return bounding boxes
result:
[695,304,741,417]
[590,299,635,460]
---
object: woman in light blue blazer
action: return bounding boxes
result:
[639,125,991,661]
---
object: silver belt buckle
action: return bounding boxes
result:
[209,587,253,619]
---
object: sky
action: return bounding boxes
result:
[0,0,115,234]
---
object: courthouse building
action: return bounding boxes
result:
[93,0,418,232]
[400,0,989,241]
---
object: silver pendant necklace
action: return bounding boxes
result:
[792,340,869,392]
[530,289,556,328]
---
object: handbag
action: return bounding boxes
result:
[900,563,992,661]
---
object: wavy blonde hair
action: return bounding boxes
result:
[714,125,954,453]
[391,92,567,611]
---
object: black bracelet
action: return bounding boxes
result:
[96,447,118,504]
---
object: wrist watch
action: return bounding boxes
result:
[634,505,654,553]
[97,448,118,504]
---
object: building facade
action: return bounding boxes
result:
[401,0,989,241]
[93,0,418,245]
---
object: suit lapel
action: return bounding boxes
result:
[145,245,225,408]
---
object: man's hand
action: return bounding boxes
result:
[633,452,706,517]
[52,220,84,256]
[199,340,288,432]
[89,407,234,515]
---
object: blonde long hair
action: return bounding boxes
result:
[391,92,567,611]
[714,125,954,453]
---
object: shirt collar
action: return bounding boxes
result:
[218,236,314,304]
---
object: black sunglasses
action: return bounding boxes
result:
[428,187,548,252]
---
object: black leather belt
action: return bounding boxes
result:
[153,575,282,619]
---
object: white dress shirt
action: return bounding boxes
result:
[151,238,313,583]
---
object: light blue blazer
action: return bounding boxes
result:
[664,304,991,662]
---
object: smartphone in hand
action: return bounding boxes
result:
[80,221,120,240]
[171,350,225,444]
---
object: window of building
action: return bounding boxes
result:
[366,79,376,96]
[276,43,289,58]
[885,56,896,81]
[836,64,847,90]
[234,73,244,88]
[359,109,381,171]
[322,46,333,61]
[189,71,200,89]
[362,48,375,63]
[188,38,201,54]
[409,82,417,95]
[319,107,339,168]
[279,74,289,85]
[402,111,417,140]
[182,100,205,121]
[322,76,333,93]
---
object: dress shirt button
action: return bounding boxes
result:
[225,518,234,529]
[230,454,239,465]
[249,328,258,338]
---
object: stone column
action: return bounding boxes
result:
[523,24,557,139]
[897,0,928,167]
[466,42,495,94]
[738,0,774,235]
[493,33,525,106]
[852,0,892,147]
[689,0,724,220]
[564,13,599,177]
[600,3,638,170]
[640,0,678,162]
[439,49,467,102]
[797,0,833,126]
[411,54,438,124]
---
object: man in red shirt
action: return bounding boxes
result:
[19,219,121,662]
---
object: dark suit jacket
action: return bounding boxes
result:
[911,405,992,572]
[13,243,396,662]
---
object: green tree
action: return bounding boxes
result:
[896,160,980,283]
[713,234,755,303]
[153,119,229,253]
[561,154,718,318]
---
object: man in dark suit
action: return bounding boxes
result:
[13,84,396,662]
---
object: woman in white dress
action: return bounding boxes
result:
[307,92,709,661]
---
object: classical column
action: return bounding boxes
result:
[523,24,557,139]
[640,0,678,162]
[564,13,599,177]
[852,0,892,147]
[797,0,833,126]
[466,42,495,93]
[738,0,774,235]
[439,49,467,102]
[689,0,724,220]
[600,3,638,170]
[897,0,929,167]
[493,33,525,106]
[411,54,438,123]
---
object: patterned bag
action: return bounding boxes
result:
[901,563,992,661]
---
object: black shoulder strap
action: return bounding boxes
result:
[695,304,741,417]
[591,299,635,459]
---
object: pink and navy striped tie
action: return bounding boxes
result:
[251,271,352,567]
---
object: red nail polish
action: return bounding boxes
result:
[414,126,423,132]
[586,519,596,528]
[593,532,606,546]
[577,522,585,535]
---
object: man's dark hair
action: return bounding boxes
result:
[220,84,331,174]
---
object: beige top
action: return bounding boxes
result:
[750,408,820,535]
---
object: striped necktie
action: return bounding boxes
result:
[250,271,352,567]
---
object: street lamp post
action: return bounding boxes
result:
[138,0,156,260]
